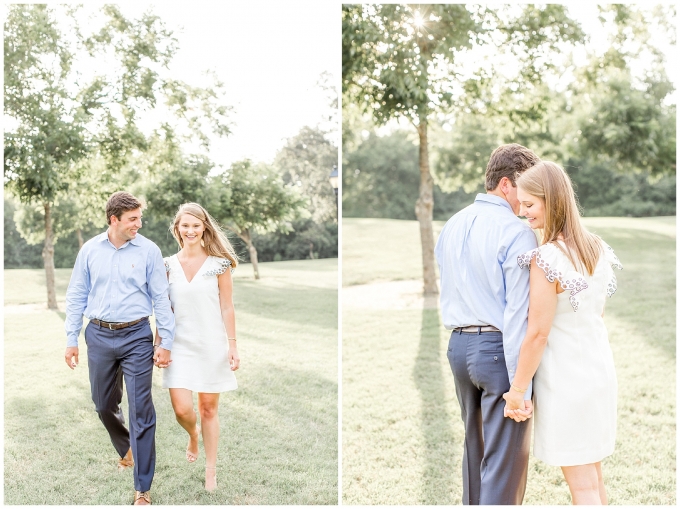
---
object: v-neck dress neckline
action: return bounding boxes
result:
[176,254,209,284]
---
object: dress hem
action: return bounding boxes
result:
[162,383,238,393]
[534,445,615,467]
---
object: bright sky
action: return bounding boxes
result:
[119,2,339,168]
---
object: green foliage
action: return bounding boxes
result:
[213,160,308,237]
[253,219,338,262]
[343,4,479,124]
[343,4,583,125]
[567,159,676,217]
[343,131,419,219]
[4,197,43,269]
[576,70,676,175]
[4,5,87,204]
[341,130,490,221]
[4,5,232,273]
[432,117,501,194]
[4,194,102,269]
[275,126,338,223]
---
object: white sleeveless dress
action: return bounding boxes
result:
[517,240,622,466]
[162,254,238,393]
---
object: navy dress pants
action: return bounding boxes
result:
[447,330,531,505]
[85,318,156,492]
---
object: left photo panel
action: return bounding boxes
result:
[4,3,338,505]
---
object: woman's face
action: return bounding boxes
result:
[517,187,545,229]
[177,213,205,246]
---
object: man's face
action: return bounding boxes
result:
[110,208,142,242]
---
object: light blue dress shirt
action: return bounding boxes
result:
[65,231,175,350]
[435,194,538,398]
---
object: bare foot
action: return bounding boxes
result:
[205,466,217,491]
[186,425,200,463]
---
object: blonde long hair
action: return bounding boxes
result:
[516,161,601,275]
[171,203,239,268]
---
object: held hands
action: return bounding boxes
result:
[502,390,533,422]
[153,346,172,369]
[65,347,79,370]
[228,347,240,371]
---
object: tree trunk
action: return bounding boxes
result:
[414,119,438,296]
[43,201,59,310]
[309,242,315,260]
[76,227,84,250]
[240,229,260,280]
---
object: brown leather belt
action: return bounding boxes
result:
[90,317,147,330]
[453,325,501,333]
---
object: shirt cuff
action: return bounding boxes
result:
[66,335,79,348]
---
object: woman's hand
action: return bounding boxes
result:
[228,347,240,371]
[503,390,530,422]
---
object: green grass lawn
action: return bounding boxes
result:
[4,259,338,505]
[342,217,675,505]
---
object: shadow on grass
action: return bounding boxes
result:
[412,305,457,504]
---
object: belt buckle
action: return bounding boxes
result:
[108,323,114,330]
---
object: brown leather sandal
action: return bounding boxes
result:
[118,448,134,472]
[133,491,151,505]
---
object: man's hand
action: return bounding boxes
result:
[65,347,79,370]
[503,395,533,422]
[153,347,171,368]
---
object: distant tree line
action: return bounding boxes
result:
[4,121,338,271]
[343,128,675,221]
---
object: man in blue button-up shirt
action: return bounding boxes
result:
[435,144,540,505]
[64,191,175,505]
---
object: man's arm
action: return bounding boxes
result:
[148,248,175,356]
[501,227,538,401]
[64,248,90,369]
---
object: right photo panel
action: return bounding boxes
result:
[342,4,675,505]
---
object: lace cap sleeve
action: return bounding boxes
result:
[204,257,234,276]
[600,240,622,297]
[517,243,588,312]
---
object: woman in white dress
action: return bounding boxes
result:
[502,162,622,505]
[154,202,240,491]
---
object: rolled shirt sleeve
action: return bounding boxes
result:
[147,246,175,350]
[65,248,91,347]
[502,228,538,400]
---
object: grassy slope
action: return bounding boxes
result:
[4,259,338,505]
[342,217,675,505]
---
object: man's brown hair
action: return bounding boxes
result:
[485,143,541,191]
[106,192,142,225]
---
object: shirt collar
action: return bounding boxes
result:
[97,230,141,247]
[474,193,514,213]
